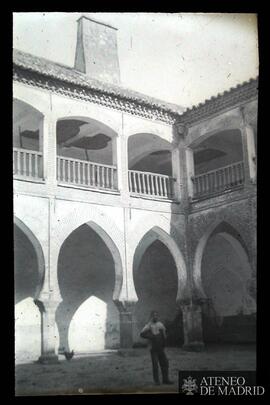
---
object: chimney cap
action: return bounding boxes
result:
[77,15,118,31]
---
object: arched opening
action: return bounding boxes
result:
[68,296,108,352]
[190,129,245,198]
[14,223,41,304]
[128,133,172,175]
[13,99,44,179]
[56,117,118,191]
[200,223,256,343]
[193,129,243,175]
[133,230,183,347]
[56,223,121,354]
[128,134,174,199]
[14,221,59,364]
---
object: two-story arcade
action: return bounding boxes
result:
[13,16,257,364]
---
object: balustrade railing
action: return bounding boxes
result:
[13,148,43,179]
[57,156,118,191]
[193,161,245,199]
[14,150,245,202]
[128,169,174,200]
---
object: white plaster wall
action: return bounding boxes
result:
[13,82,52,116]
[123,113,173,143]
[50,92,122,134]
[14,193,49,267]
[15,298,60,364]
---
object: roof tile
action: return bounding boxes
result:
[13,49,258,125]
[13,49,184,115]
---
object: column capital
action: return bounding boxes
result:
[36,287,62,305]
[171,138,181,149]
[174,122,187,137]
[177,296,208,309]
[34,297,61,313]
[239,105,257,129]
[113,299,137,314]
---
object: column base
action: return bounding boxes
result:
[37,354,59,364]
[119,313,133,348]
[180,299,205,351]
[182,342,205,352]
[114,300,137,349]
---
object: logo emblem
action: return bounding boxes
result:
[182,376,198,395]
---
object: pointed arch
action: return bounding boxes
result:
[133,226,187,301]
[14,216,45,298]
[85,221,123,300]
[68,296,108,352]
[193,219,252,298]
[56,214,123,301]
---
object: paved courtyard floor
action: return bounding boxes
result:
[15,344,256,396]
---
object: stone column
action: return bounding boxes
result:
[185,148,195,199]
[35,298,61,364]
[173,123,190,204]
[42,114,57,188]
[171,146,181,200]
[240,107,257,186]
[114,300,137,348]
[179,298,205,351]
[112,135,124,193]
[114,114,130,201]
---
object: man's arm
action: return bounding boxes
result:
[159,322,167,339]
[141,323,151,333]
[140,323,152,339]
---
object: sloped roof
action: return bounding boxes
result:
[13,49,185,116]
[13,49,258,125]
[179,77,258,125]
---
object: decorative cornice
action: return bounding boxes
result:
[13,49,185,124]
[178,77,258,126]
[13,50,258,127]
[13,66,179,124]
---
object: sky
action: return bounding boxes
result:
[13,12,258,109]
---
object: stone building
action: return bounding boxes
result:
[13,16,257,364]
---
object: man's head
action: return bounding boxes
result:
[150,311,159,323]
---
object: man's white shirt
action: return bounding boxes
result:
[141,321,166,337]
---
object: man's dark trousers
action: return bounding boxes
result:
[150,348,169,383]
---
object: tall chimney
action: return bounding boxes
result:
[74,16,121,85]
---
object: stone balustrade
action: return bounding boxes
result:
[192,161,245,199]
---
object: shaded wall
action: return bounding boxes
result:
[201,233,256,342]
[193,130,243,175]
[132,151,172,176]
[14,225,39,303]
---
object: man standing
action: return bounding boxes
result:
[140,310,173,386]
